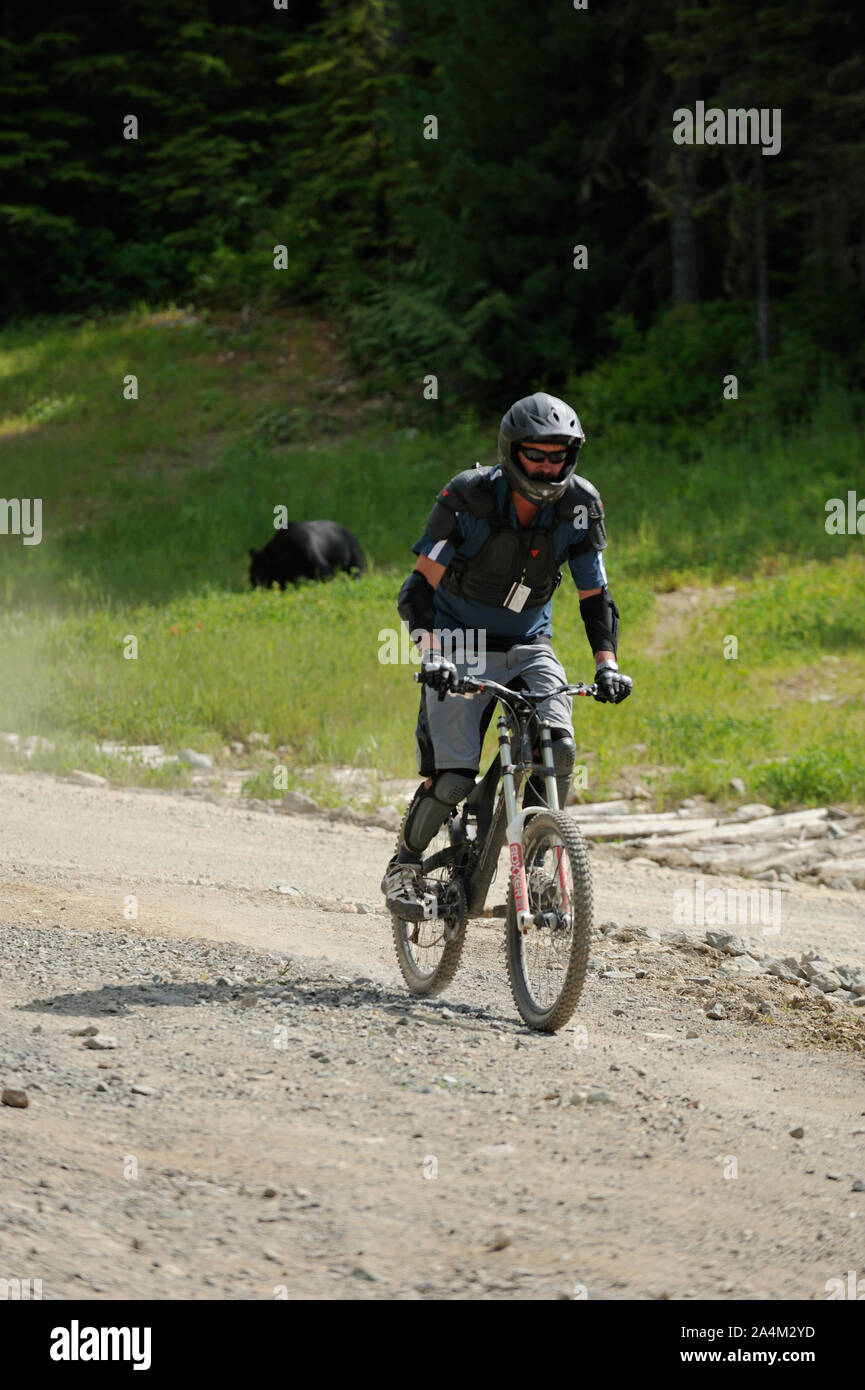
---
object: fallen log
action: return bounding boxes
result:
[630,807,830,848]
[569,813,718,839]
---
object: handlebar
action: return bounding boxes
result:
[413,671,598,702]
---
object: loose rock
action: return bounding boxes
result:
[705,929,746,954]
[1,1087,29,1108]
[281,791,319,815]
[179,749,213,770]
[809,971,842,994]
[762,958,800,984]
[69,770,107,788]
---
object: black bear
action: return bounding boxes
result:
[249,521,365,590]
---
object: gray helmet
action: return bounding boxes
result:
[497,391,586,505]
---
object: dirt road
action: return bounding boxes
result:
[1,772,863,1300]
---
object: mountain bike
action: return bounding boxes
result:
[390,670,597,1032]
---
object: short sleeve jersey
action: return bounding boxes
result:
[412,465,607,650]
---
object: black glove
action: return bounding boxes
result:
[422,652,459,702]
[593,661,633,704]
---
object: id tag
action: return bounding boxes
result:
[504,581,531,612]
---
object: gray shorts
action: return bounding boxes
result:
[415,643,573,776]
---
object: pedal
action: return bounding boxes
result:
[480,904,508,918]
[387,894,436,922]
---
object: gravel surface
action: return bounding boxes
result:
[1,771,864,1300]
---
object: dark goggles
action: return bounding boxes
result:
[518,445,569,465]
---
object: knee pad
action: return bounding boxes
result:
[551,727,576,805]
[550,729,576,779]
[524,729,576,810]
[404,768,477,853]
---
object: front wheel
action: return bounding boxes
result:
[505,810,593,1032]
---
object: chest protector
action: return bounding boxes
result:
[423,466,605,612]
[443,520,559,609]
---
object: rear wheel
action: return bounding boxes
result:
[390,808,468,996]
[505,810,593,1032]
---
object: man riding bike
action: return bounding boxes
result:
[381,391,633,916]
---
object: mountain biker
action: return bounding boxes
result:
[381,391,633,915]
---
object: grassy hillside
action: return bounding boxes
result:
[1,306,863,806]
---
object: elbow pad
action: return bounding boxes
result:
[397,570,436,635]
[580,586,619,655]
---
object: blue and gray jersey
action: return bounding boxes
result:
[413,465,607,650]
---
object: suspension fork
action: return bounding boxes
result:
[537,723,559,811]
[499,714,533,931]
[538,723,571,913]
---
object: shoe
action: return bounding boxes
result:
[381,854,425,916]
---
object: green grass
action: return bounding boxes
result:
[1,307,864,808]
[2,305,863,609]
[1,559,862,807]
